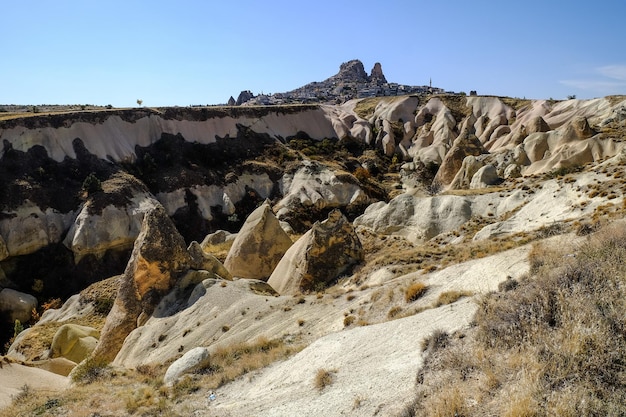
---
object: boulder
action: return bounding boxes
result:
[163,346,210,385]
[50,324,99,364]
[470,165,501,189]
[188,241,233,280]
[224,202,293,280]
[86,206,191,364]
[562,116,595,140]
[0,288,37,323]
[201,230,234,246]
[268,210,363,294]
[526,116,551,134]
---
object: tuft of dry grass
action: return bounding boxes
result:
[405,282,428,302]
[433,290,473,307]
[314,368,335,391]
[405,223,626,416]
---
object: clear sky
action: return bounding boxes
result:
[3,0,626,106]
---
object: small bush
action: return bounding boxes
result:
[82,173,102,195]
[71,356,110,384]
[498,277,518,292]
[420,329,449,353]
[314,368,334,391]
[354,167,371,182]
[405,282,428,302]
[343,315,356,327]
[433,290,473,307]
[387,306,403,319]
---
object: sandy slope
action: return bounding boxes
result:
[204,299,476,417]
[175,244,531,417]
[0,362,69,409]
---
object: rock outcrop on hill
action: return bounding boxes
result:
[268,210,363,294]
[224,202,292,280]
[86,206,190,364]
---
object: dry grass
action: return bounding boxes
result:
[196,337,304,390]
[353,96,402,119]
[404,223,626,416]
[314,368,335,391]
[1,337,303,416]
[433,290,473,307]
[356,222,538,286]
[405,282,428,302]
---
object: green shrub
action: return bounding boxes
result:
[82,173,102,195]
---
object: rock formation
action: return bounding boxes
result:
[50,324,99,364]
[268,210,363,294]
[224,202,292,280]
[370,62,387,84]
[235,90,254,106]
[163,346,210,385]
[433,130,487,189]
[188,241,233,280]
[86,206,191,364]
[0,288,37,324]
[331,60,369,83]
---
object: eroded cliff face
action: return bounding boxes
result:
[1,96,625,349]
[0,105,380,344]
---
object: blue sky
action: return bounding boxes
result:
[3,1,626,106]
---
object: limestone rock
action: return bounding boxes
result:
[274,160,369,223]
[50,324,99,364]
[563,116,595,139]
[0,203,74,258]
[526,116,551,134]
[163,346,210,385]
[34,357,77,377]
[433,130,487,189]
[87,206,191,363]
[448,155,484,190]
[0,288,37,323]
[188,241,233,280]
[268,210,363,294]
[201,230,234,246]
[224,202,293,280]
[0,236,8,261]
[370,62,387,84]
[332,60,369,83]
[353,193,473,243]
[504,164,522,179]
[470,165,500,189]
[63,189,160,263]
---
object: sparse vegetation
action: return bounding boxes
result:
[405,282,428,302]
[433,290,473,307]
[405,223,626,416]
[314,368,335,391]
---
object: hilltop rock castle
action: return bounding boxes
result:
[230,59,444,106]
